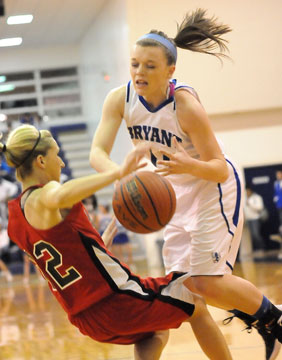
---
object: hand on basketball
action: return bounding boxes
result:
[101,217,117,247]
[119,142,150,178]
[155,137,194,176]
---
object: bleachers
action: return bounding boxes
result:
[49,123,94,179]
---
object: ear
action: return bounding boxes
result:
[168,64,176,79]
[36,154,45,168]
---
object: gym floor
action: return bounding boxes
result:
[0,257,282,359]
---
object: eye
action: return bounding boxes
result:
[147,65,155,69]
[131,63,138,68]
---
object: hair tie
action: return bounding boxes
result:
[2,144,6,152]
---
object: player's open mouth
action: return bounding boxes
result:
[136,80,148,86]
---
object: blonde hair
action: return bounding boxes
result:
[0,125,53,179]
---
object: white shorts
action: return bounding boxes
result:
[163,159,244,276]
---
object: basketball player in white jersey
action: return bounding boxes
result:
[90,9,282,360]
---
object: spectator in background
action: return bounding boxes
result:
[0,220,13,282]
[0,175,18,228]
[98,204,134,267]
[20,113,43,130]
[82,194,100,230]
[0,155,16,182]
[23,252,45,285]
[245,185,266,253]
[20,113,35,125]
[98,203,113,236]
[110,220,134,268]
[274,170,282,235]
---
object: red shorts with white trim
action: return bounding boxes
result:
[69,272,194,344]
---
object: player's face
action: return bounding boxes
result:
[130,45,175,103]
[44,139,65,182]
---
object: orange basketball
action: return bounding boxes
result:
[112,171,176,233]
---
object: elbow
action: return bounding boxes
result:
[89,155,94,170]
[218,164,229,183]
[89,146,99,170]
[89,146,105,171]
[218,173,229,183]
[89,148,95,169]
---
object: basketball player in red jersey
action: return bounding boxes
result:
[1,124,232,360]
[90,9,282,360]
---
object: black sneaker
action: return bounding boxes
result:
[262,305,282,344]
[257,325,281,360]
[223,308,282,360]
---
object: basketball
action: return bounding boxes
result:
[112,171,176,233]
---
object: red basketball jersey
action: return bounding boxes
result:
[8,187,194,319]
[8,190,117,314]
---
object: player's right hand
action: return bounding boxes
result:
[119,142,150,178]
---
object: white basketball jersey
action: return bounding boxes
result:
[122,78,241,226]
[123,79,243,275]
[124,79,212,185]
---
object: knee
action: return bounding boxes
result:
[192,292,207,310]
[134,330,169,360]
[190,276,223,299]
[154,330,169,347]
[188,293,210,322]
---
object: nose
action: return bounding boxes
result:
[136,64,144,75]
